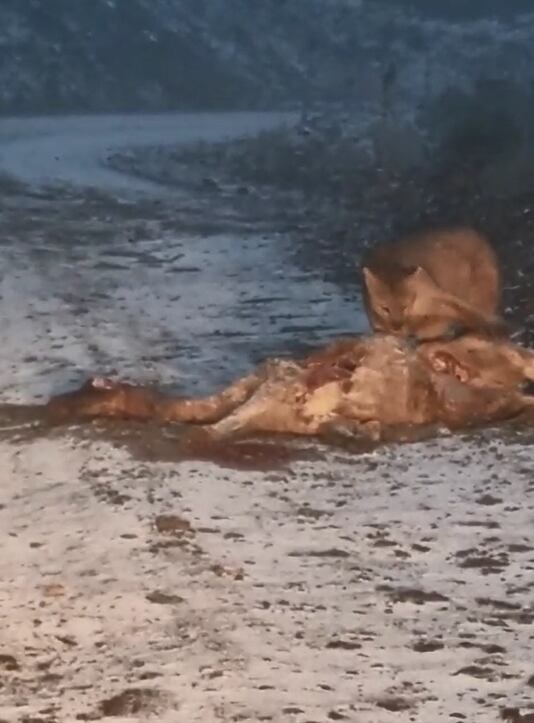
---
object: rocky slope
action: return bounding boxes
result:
[0,0,533,114]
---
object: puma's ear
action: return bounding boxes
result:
[362,266,384,295]
[409,265,438,288]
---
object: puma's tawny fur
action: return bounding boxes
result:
[45,332,534,443]
[361,227,504,341]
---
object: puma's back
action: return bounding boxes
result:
[361,227,502,340]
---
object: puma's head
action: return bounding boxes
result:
[362,264,440,337]
[362,264,504,342]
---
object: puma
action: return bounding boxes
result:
[361,227,505,342]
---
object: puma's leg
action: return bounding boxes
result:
[434,294,509,339]
[407,285,509,343]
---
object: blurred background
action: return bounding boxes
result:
[0,0,532,115]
